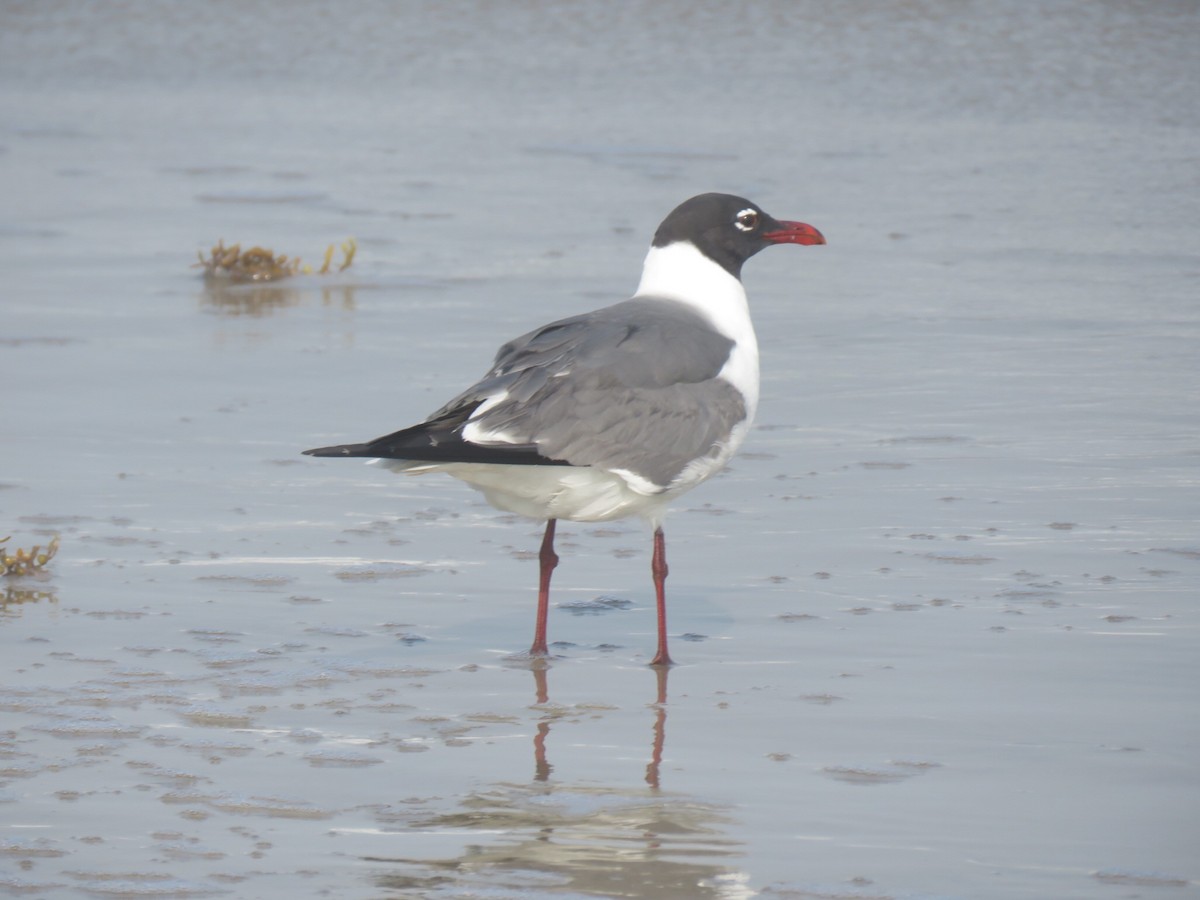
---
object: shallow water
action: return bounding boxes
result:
[2,2,1199,898]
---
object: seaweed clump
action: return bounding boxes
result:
[1,535,59,577]
[196,238,356,283]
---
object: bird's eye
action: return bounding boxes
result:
[734,209,759,232]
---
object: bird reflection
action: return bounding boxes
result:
[370,663,745,897]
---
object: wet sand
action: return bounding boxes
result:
[2,2,1198,897]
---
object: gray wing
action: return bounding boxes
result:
[431,298,748,488]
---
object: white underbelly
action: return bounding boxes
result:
[377,459,675,524]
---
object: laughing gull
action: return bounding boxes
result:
[304,193,825,665]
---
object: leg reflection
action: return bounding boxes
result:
[527,664,670,788]
[531,661,552,781]
[531,660,550,705]
[533,720,553,782]
[645,665,668,790]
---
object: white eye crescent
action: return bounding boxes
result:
[734,208,759,232]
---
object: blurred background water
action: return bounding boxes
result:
[2,2,1198,898]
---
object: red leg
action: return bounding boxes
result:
[649,526,673,667]
[530,518,558,657]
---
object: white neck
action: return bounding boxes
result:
[634,240,760,414]
[635,241,749,335]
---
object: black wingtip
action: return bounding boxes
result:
[302,443,374,458]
